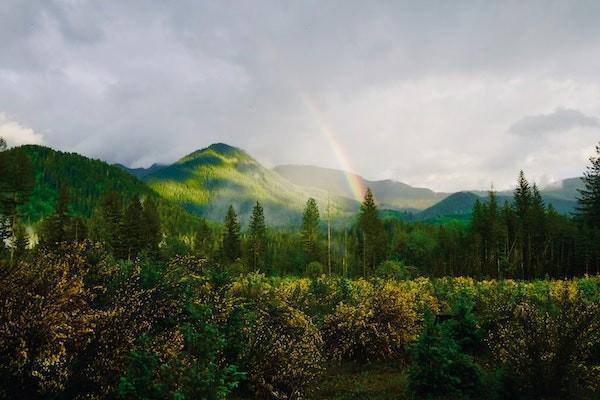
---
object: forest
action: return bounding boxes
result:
[1,137,599,400]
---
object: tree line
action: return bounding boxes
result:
[1,138,599,279]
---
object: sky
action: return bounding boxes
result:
[1,1,599,192]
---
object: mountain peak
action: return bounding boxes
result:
[206,142,242,155]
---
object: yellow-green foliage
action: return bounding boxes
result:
[323,283,421,362]
[245,301,324,400]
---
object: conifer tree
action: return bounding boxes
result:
[248,201,267,271]
[357,188,386,275]
[141,197,161,257]
[39,186,73,249]
[11,222,29,263]
[121,196,144,260]
[301,198,320,264]
[513,171,533,279]
[577,143,600,229]
[195,218,213,258]
[222,205,241,264]
[576,142,600,274]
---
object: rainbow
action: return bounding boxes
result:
[251,39,366,201]
[298,92,366,202]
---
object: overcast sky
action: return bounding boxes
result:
[1,1,599,191]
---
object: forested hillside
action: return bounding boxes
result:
[144,143,357,227]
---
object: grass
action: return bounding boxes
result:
[314,362,413,400]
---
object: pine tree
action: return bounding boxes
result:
[357,188,386,275]
[576,142,600,274]
[577,143,600,229]
[301,198,320,264]
[121,196,145,260]
[248,201,267,271]
[141,197,161,257]
[39,186,73,249]
[11,222,29,263]
[222,205,241,264]
[195,218,213,258]
[513,171,533,279]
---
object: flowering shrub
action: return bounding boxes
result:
[323,283,420,362]
[244,300,324,399]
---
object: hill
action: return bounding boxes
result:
[144,144,357,227]
[273,164,448,210]
[13,145,154,223]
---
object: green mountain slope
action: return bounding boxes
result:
[273,164,448,210]
[14,145,154,223]
[144,144,357,227]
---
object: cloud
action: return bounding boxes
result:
[1,1,600,191]
[508,107,599,137]
[0,113,44,147]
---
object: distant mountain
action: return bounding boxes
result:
[273,164,448,210]
[144,144,357,226]
[116,163,166,179]
[416,180,580,222]
[541,177,584,202]
[417,192,482,221]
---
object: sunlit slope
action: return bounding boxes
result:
[144,143,357,226]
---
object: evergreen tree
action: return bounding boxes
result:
[248,201,267,272]
[222,205,241,264]
[513,171,533,279]
[357,188,386,275]
[577,142,600,228]
[120,196,145,260]
[576,142,600,274]
[39,186,73,249]
[301,198,320,264]
[195,218,214,259]
[11,222,29,263]
[141,197,161,257]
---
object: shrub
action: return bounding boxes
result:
[408,311,484,399]
[244,300,324,399]
[375,260,414,280]
[305,261,324,279]
[487,282,600,399]
[323,283,419,362]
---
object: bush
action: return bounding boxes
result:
[305,261,324,279]
[118,304,245,400]
[408,311,484,399]
[323,283,419,362]
[244,300,324,399]
[487,282,600,399]
[375,260,414,280]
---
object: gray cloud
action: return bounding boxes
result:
[1,1,600,191]
[509,107,599,136]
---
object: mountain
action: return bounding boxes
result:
[273,165,448,210]
[144,143,357,227]
[13,145,154,222]
[541,177,584,202]
[416,192,482,222]
[115,163,166,179]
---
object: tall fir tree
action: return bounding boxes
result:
[248,201,267,271]
[195,218,214,258]
[576,142,600,274]
[120,196,145,260]
[222,205,241,264]
[141,197,161,258]
[11,222,29,264]
[301,198,320,264]
[39,186,73,249]
[357,187,386,276]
